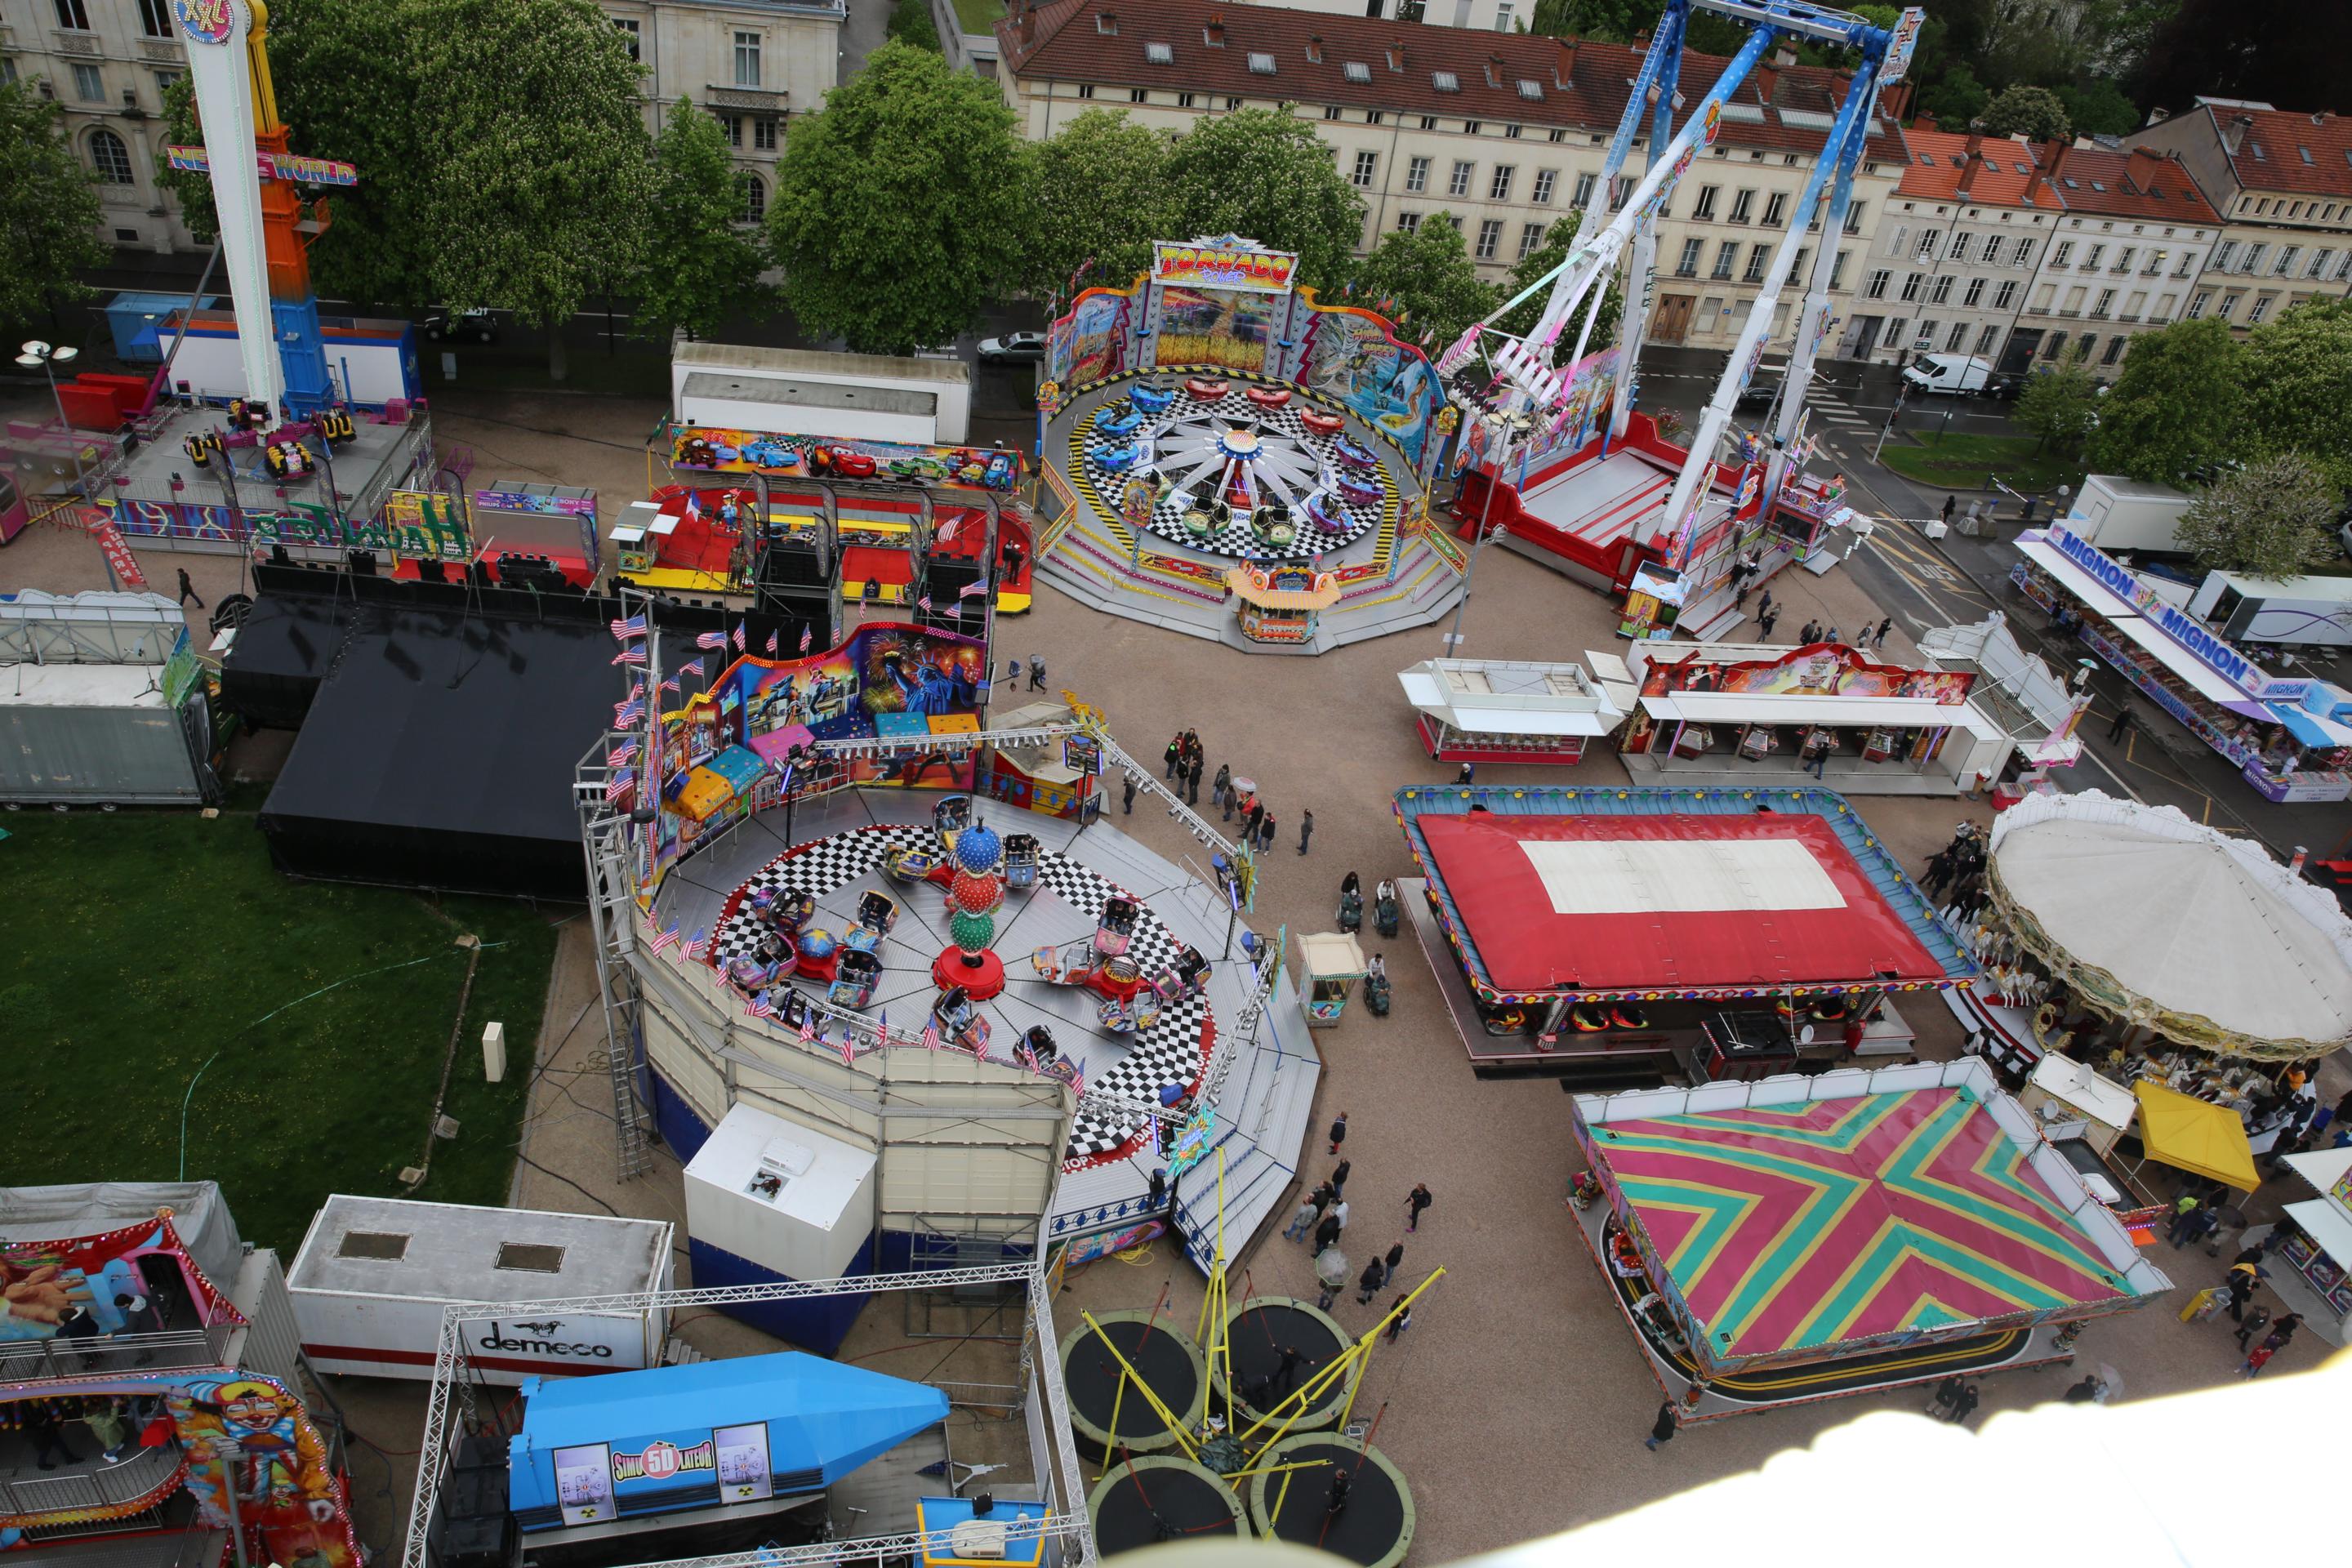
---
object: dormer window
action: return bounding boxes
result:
[1344,61,1371,83]
[1432,71,1460,93]
[1147,42,1173,65]
[1097,11,1117,33]
[1517,81,1544,101]
[1247,52,1276,75]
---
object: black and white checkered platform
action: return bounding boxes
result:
[706,822,1212,1162]
[1080,390,1390,561]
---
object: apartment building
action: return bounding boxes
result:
[2011,140,2221,372]
[1253,0,1527,31]
[596,2,844,224]
[1852,127,2059,367]
[2135,96,2352,332]
[996,0,1904,354]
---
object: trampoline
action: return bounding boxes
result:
[1247,1436,1414,1568]
[1086,1457,1245,1556]
[1059,1312,1207,1458]
[1215,1298,1350,1431]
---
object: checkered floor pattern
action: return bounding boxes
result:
[706,824,1212,1161]
[1080,390,1389,562]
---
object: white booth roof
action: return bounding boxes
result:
[1398,658,1624,737]
[2014,537,2253,709]
[288,1195,673,1301]
[2027,1054,2138,1133]
[1641,690,1999,734]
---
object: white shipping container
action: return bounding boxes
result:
[287,1196,674,1386]
[2065,474,2193,555]
[684,1103,878,1285]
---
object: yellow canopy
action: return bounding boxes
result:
[2132,1080,2260,1192]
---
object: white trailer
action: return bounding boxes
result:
[161,311,422,408]
[2065,474,2194,555]
[672,341,971,445]
[2189,570,2352,648]
[287,1196,674,1385]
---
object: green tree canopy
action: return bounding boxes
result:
[1977,84,2072,140]
[1020,109,1175,304]
[766,40,1027,355]
[2012,350,2103,457]
[887,0,940,51]
[636,99,768,343]
[0,79,108,332]
[1163,109,1365,295]
[1345,215,1497,351]
[2087,318,2243,484]
[2235,300,2352,494]
[2176,455,2341,579]
[158,75,217,247]
[2053,78,2142,138]
[1915,65,1990,129]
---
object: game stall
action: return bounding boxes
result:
[2011,523,2352,801]
[1395,657,1626,766]
[1227,561,1341,644]
[2272,1147,2352,1345]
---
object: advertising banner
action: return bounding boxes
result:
[670,425,1021,492]
[1152,238,1299,292]
[1642,642,1976,703]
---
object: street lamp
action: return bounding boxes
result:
[19,340,113,589]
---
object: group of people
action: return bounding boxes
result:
[2173,1218,2308,1377]
[1921,822,1988,904]
[1280,1114,1431,1326]
[16,1392,168,1471]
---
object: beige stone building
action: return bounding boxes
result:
[1853,127,2061,368]
[2009,139,2222,373]
[2134,96,2352,334]
[995,0,1905,355]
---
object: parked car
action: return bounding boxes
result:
[1901,352,2000,395]
[423,309,499,344]
[1735,377,1782,413]
[978,332,1046,365]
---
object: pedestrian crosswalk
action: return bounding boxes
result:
[1807,388,1878,430]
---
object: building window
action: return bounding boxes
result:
[1323,103,1341,119]
[733,33,762,89]
[1396,211,1421,233]
[1494,2,1516,27]
[0,60,16,87]
[153,69,180,97]
[2176,252,2198,277]
[1352,150,1379,189]
[2091,288,2114,318]
[1610,176,1630,211]
[1962,277,1984,307]
[613,19,640,60]
[1490,165,1514,202]
[1915,228,1941,261]
[1865,268,1891,300]
[1463,120,1483,136]
[2274,245,2301,276]
[1900,272,1924,302]
[87,127,132,185]
[2011,240,2034,270]
[753,118,777,152]
[1178,92,1196,108]
[1366,110,1383,125]
[1574,171,1598,207]
[1711,242,1737,279]
[1949,232,1971,264]
[1230,96,1245,110]
[2052,241,2074,268]
[1691,183,1718,220]
[1677,238,1704,276]
[1976,323,2000,354]
[2212,240,2238,271]
[1993,280,2017,310]
[1844,201,1864,234]
[1449,160,1473,198]
[1762,191,1788,228]
[1830,251,1851,290]
[1517,221,1547,259]
[1929,274,1954,304]
[2111,246,2135,273]
[2042,332,2065,359]
[55,0,91,29]
[2218,292,2241,318]
[1405,156,1429,193]
[2102,335,2127,364]
[724,115,742,148]
[71,62,103,102]
[1916,319,1938,348]
[1419,114,1437,129]
[2310,248,2336,279]
[1980,236,2002,267]
[2082,243,2105,270]
[2248,293,2274,323]
[1549,127,1567,141]
[1883,318,1907,350]
[136,0,172,37]
[1946,320,1970,351]
[1743,244,1769,282]
[1729,188,1756,224]
[1078,85,1096,99]
[1532,168,1556,204]
[2145,249,2167,275]
[738,172,765,223]
[2241,243,2266,274]
[1475,219,1503,261]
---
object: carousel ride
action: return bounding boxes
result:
[1082,380,1392,561]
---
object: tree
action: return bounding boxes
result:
[158,75,216,247]
[1345,215,1497,350]
[404,0,653,381]
[2087,318,2243,483]
[1020,109,1175,304]
[1490,216,1621,352]
[2053,78,2143,138]
[766,40,1027,355]
[1163,109,1365,295]
[0,79,108,333]
[2175,455,2341,579]
[2136,0,2352,126]
[2012,350,2102,457]
[1914,65,1989,129]
[635,99,767,343]
[887,0,940,51]
[2235,300,2352,495]
[1977,84,2071,141]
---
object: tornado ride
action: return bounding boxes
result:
[1437,0,1925,642]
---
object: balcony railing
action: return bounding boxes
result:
[0,1323,234,1385]
[0,1441,185,1522]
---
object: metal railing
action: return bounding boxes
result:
[0,1323,234,1384]
[0,1441,184,1520]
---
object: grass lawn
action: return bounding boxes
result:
[951,0,1004,33]
[0,800,560,1256]
[1876,431,2082,495]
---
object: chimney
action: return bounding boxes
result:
[1957,131,1983,196]
[1485,55,1503,90]
[1307,34,1323,65]
[1753,65,1778,104]
[2044,140,2069,181]
[1552,38,1577,89]
[2124,146,2164,191]
[1013,0,1036,47]
[1385,40,1405,73]
[1205,15,1225,48]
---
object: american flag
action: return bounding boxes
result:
[1068,1064,1085,1100]
[679,657,706,681]
[1015,1039,1037,1071]
[835,1031,857,1068]
[648,921,681,956]
[800,626,813,653]
[959,579,988,598]
[918,595,934,613]
[765,630,778,654]
[605,768,634,803]
[615,695,645,724]
[747,993,773,1019]
[800,1011,816,1045]
[696,630,728,650]
[732,622,746,652]
[608,741,638,768]
[610,612,648,642]
[937,517,958,545]
[611,646,648,666]
[684,928,710,962]
[922,1018,942,1051]
[658,676,680,695]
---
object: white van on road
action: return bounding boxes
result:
[1901,353,2010,395]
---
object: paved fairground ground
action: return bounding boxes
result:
[9,386,2344,1562]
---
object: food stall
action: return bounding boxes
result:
[2011,523,2350,801]
[1298,931,1369,1028]
[1395,657,1626,765]
[2274,1147,2352,1344]
[1227,562,1340,645]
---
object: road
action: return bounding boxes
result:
[1635,345,2352,862]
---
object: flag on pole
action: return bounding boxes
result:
[732,622,746,652]
[799,1012,816,1047]
[611,646,648,666]
[1068,1063,1085,1100]
[921,1018,942,1051]
[696,630,728,650]
[615,695,645,724]
[609,612,648,643]
[1016,1039,1037,1071]
[836,1029,858,1067]
[679,657,706,681]
[765,630,778,654]
[685,928,710,963]
[959,579,988,598]
[747,994,774,1019]
[800,626,813,653]
[659,676,680,695]
[936,516,959,545]
[918,595,934,613]
[604,768,635,803]
[608,741,638,769]
[649,921,681,956]
[684,492,702,523]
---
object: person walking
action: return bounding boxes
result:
[1298,810,1315,855]
[1329,1111,1348,1155]
[1758,606,1780,640]
[1122,773,1137,815]
[1186,753,1204,806]
[1798,619,1821,645]
[1330,1197,1350,1234]
[1330,1159,1351,1192]
[1212,763,1232,811]
[1284,1195,1319,1243]
[2165,1192,2203,1247]
[1802,728,1830,779]
[2107,700,2134,745]
[1455,761,1476,785]
[82,1399,130,1464]
[1382,1240,1404,1287]
[2225,1271,2256,1323]
[1872,616,1893,650]
[2239,1343,2278,1378]
[1644,1402,1677,1451]
[176,568,203,608]
[2264,1313,2304,1352]
[1926,1374,1964,1419]
[1757,588,1774,621]
[1245,800,1266,842]
[1165,736,1183,780]
[1941,494,1957,528]
[25,1403,80,1470]
[1824,624,1842,645]
[2234,1303,2273,1352]
[1355,1257,1386,1305]
[2063,1375,2104,1404]
[1028,657,1047,691]
[1258,813,1277,853]
[1383,1295,1413,1341]
[1406,1183,1432,1232]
